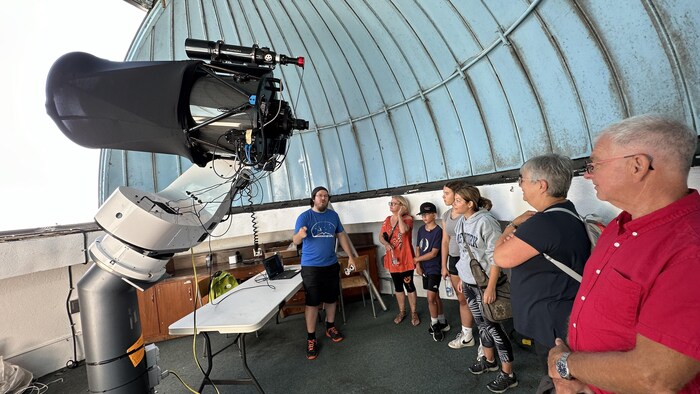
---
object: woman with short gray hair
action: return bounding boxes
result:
[520,154,574,199]
[493,153,591,392]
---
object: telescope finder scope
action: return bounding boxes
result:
[185,38,304,68]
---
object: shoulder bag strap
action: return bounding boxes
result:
[542,207,583,283]
[542,253,582,282]
[545,207,584,223]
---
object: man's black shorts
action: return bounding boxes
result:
[301,263,340,306]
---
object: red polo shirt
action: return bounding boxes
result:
[568,190,700,393]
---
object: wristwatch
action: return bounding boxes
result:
[556,352,573,380]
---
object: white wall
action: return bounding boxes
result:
[1,168,697,378]
[1,263,89,378]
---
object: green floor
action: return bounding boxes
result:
[38,295,544,393]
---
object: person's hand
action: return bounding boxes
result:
[483,286,496,304]
[548,338,594,393]
[384,243,393,253]
[297,226,307,239]
[552,378,594,394]
[513,210,536,227]
[415,264,423,277]
[441,267,448,279]
[501,232,517,243]
[548,338,570,378]
[457,280,464,293]
[396,205,406,217]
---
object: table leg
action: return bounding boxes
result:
[197,332,263,393]
[197,332,215,393]
[238,333,264,393]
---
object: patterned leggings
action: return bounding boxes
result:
[463,283,514,364]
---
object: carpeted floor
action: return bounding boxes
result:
[37,295,543,393]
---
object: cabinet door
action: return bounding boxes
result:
[136,286,160,342]
[155,279,197,335]
[229,264,265,282]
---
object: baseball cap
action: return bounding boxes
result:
[417,202,437,215]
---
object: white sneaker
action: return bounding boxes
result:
[448,330,475,349]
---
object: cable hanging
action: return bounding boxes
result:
[247,185,260,254]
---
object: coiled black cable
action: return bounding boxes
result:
[247,185,260,252]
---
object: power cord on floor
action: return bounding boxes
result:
[161,370,200,394]
[14,377,60,394]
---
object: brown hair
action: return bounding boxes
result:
[444,180,466,194]
[454,184,493,211]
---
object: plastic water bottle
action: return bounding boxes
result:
[444,277,454,297]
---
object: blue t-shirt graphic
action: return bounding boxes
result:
[295,209,344,267]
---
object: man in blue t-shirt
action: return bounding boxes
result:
[293,186,355,360]
[414,202,450,342]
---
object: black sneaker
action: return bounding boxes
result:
[428,322,451,334]
[468,356,499,375]
[306,339,319,360]
[325,327,344,342]
[486,371,518,393]
[430,324,444,341]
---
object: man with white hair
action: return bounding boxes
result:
[547,114,700,393]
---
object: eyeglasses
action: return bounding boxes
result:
[517,175,539,186]
[388,202,401,206]
[585,153,654,174]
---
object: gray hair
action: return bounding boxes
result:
[521,154,574,198]
[596,114,697,174]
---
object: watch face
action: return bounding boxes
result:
[557,353,571,380]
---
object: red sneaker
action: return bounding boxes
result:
[325,327,344,343]
[306,339,318,360]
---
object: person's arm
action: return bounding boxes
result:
[482,265,500,304]
[493,211,538,268]
[395,207,410,234]
[415,247,439,262]
[414,245,423,276]
[482,219,502,304]
[548,335,700,394]
[378,219,392,254]
[292,213,307,245]
[337,231,355,267]
[292,226,307,245]
[441,226,450,278]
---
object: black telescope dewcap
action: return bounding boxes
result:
[45,52,209,164]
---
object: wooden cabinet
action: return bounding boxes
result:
[136,286,160,341]
[227,263,266,282]
[138,233,379,343]
[137,277,197,343]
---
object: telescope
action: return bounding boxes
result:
[45,39,308,393]
[46,39,308,169]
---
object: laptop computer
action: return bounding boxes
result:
[263,253,300,280]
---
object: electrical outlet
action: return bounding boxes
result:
[69,299,80,314]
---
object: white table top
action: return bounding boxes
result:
[169,267,303,335]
